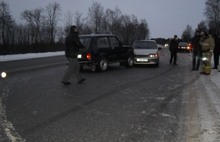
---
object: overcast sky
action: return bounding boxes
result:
[6,0,207,38]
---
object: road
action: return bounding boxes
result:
[1,48,220,142]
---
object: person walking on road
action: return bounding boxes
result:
[213,34,220,70]
[62,25,86,85]
[191,30,202,71]
[199,31,215,75]
[169,35,179,65]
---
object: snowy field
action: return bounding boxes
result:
[0,51,64,62]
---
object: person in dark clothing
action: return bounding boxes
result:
[191,30,202,71]
[169,35,178,65]
[213,35,220,69]
[62,25,85,86]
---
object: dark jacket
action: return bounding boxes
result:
[169,39,178,52]
[214,36,220,53]
[65,32,84,58]
[192,35,201,52]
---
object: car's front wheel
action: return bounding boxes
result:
[97,57,108,72]
[126,56,134,68]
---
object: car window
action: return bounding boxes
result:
[133,41,157,49]
[79,37,91,50]
[178,42,188,46]
[109,37,120,48]
[97,37,110,48]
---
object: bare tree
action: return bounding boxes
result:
[88,1,104,33]
[204,0,220,34]
[105,7,122,34]
[45,2,61,43]
[21,8,44,44]
[0,1,14,47]
[64,11,74,31]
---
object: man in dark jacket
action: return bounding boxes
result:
[62,25,85,85]
[169,35,178,65]
[213,35,220,69]
[191,30,202,71]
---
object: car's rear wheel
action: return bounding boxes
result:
[97,57,108,72]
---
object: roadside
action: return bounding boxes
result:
[179,64,220,142]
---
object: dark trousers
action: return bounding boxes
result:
[170,50,177,64]
[192,51,202,70]
[213,52,220,68]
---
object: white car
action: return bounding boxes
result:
[132,40,161,67]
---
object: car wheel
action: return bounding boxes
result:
[126,56,134,67]
[97,57,108,71]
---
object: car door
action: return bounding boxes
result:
[109,36,127,60]
[96,36,117,61]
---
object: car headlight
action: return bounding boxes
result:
[202,57,208,61]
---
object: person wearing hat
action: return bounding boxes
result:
[169,35,178,65]
[191,30,202,71]
[62,25,86,85]
[199,31,215,75]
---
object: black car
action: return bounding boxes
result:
[178,42,192,52]
[77,34,134,72]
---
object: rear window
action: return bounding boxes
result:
[133,41,157,49]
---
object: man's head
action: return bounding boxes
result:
[200,30,208,37]
[70,25,78,33]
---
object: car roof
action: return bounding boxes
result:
[133,40,156,43]
[79,34,116,37]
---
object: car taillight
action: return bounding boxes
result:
[86,53,92,60]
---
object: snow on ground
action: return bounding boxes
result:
[0,51,64,62]
[0,52,220,141]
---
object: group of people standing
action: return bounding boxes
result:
[169,30,220,75]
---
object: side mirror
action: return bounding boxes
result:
[158,47,162,50]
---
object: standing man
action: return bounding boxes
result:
[62,25,85,85]
[200,31,215,75]
[191,30,202,71]
[169,35,179,65]
[213,34,220,69]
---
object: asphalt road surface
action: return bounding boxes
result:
[1,48,220,142]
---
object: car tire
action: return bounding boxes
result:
[126,55,134,68]
[97,57,108,72]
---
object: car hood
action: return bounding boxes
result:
[134,49,158,55]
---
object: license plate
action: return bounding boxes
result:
[77,54,82,58]
[137,58,148,62]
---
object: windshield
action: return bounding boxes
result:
[178,42,188,47]
[79,37,91,50]
[133,41,157,49]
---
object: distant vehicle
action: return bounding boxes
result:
[77,34,134,72]
[178,42,192,52]
[132,40,161,67]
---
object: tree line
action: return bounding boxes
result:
[1,0,220,55]
[181,0,220,42]
[0,1,149,55]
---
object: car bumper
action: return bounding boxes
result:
[134,57,159,64]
